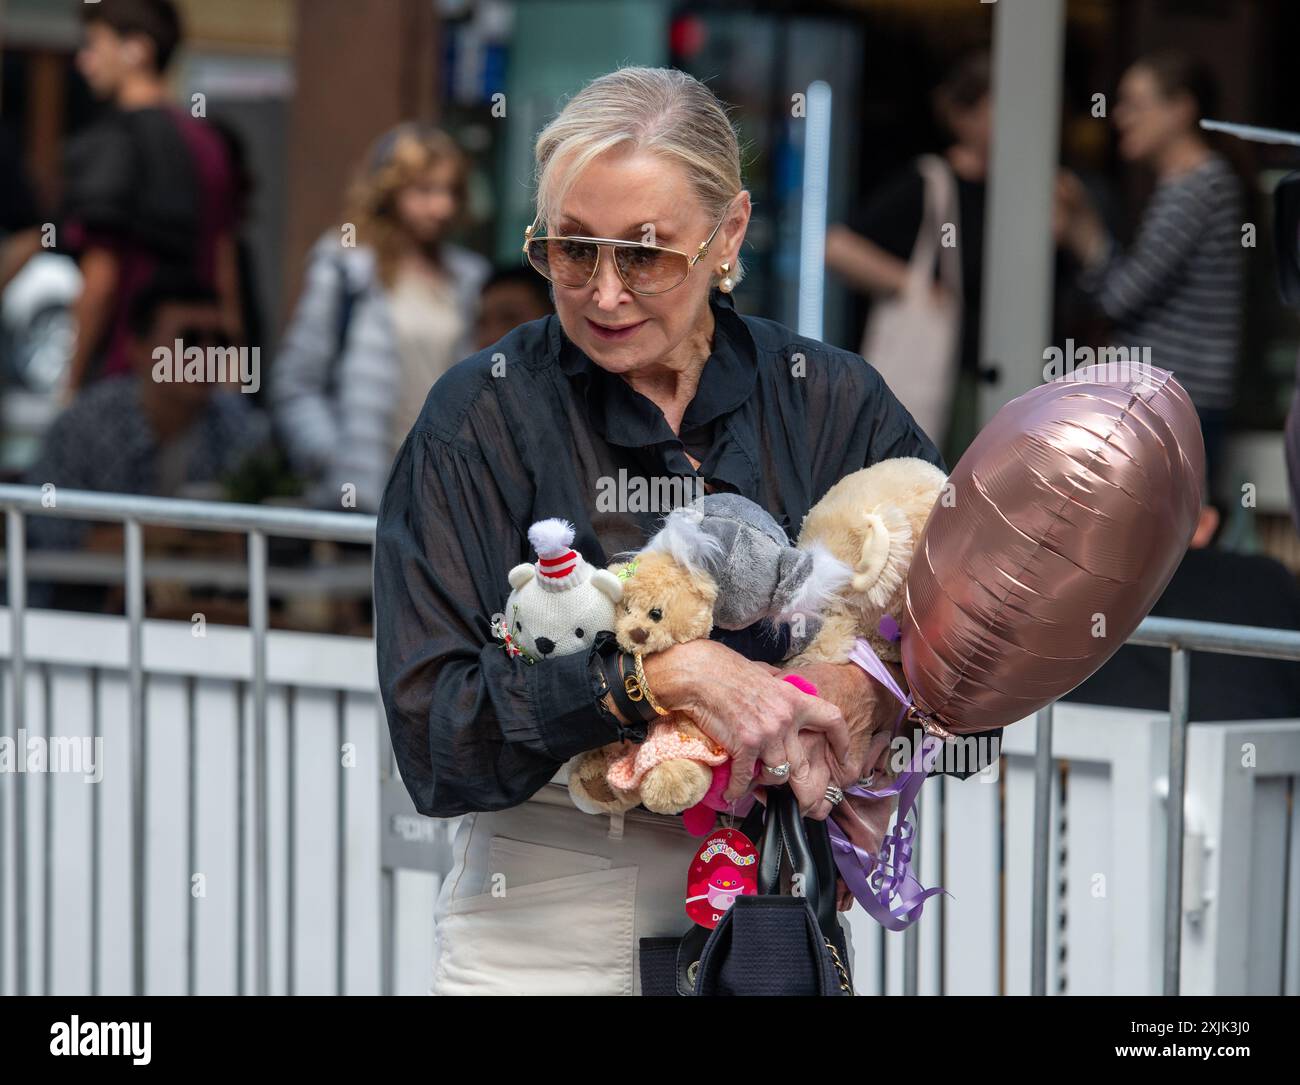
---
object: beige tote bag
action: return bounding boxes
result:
[858,154,963,444]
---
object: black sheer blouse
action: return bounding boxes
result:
[375,289,953,817]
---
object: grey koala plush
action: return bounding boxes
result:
[643,493,850,657]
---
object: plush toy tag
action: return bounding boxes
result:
[684,826,758,929]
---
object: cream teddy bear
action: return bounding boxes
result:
[790,456,949,666]
[788,457,950,863]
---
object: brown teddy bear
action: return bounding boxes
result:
[567,550,729,815]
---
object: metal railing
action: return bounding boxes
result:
[1121,616,1300,995]
[1,483,1298,996]
[0,486,374,997]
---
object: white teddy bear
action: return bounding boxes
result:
[492,519,623,663]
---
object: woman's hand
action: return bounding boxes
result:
[641,639,851,811]
[1054,170,1108,267]
[779,660,905,782]
[824,223,909,297]
[751,727,852,821]
[835,876,854,912]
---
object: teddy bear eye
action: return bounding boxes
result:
[574,627,584,638]
[648,607,663,622]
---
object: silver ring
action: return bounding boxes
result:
[763,761,792,779]
[825,784,845,806]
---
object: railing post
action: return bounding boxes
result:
[903,812,921,995]
[1031,702,1055,995]
[1163,646,1191,995]
[248,529,270,997]
[336,690,347,995]
[125,518,146,996]
[6,509,27,996]
[90,668,101,996]
[286,687,296,997]
[185,676,197,997]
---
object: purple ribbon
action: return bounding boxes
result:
[826,637,949,930]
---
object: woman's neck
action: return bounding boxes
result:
[1155,134,1212,181]
[398,237,446,276]
[116,74,168,110]
[946,142,987,182]
[621,306,715,435]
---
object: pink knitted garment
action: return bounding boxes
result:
[606,716,729,791]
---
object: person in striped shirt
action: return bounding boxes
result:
[1057,50,1244,487]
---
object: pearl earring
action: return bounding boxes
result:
[718,262,734,293]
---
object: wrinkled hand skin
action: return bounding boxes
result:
[780,660,904,781]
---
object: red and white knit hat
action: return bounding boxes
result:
[528,519,591,592]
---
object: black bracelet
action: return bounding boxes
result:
[588,646,618,724]
[604,650,656,741]
[587,633,651,742]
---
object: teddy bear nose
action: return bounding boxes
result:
[535,636,556,655]
[629,627,648,644]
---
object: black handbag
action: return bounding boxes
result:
[640,786,853,996]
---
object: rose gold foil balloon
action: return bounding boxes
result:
[901,364,1205,734]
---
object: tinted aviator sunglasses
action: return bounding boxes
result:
[522,207,729,296]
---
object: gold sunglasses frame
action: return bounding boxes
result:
[521,208,730,297]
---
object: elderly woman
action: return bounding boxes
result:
[375,67,947,996]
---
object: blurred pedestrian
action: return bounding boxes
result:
[209,118,266,387]
[825,51,991,466]
[1056,50,1244,488]
[270,124,490,514]
[1278,173,1300,535]
[23,275,270,553]
[1288,353,1300,535]
[474,264,553,351]
[60,0,242,400]
[0,125,44,293]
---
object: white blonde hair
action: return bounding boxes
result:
[533,66,746,286]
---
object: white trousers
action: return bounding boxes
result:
[429,779,704,995]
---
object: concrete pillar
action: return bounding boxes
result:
[280,0,440,324]
[978,0,1067,419]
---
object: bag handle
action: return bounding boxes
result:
[739,792,784,893]
[740,787,840,945]
[774,787,842,945]
[907,154,963,301]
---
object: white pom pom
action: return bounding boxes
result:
[528,518,575,558]
[645,506,723,576]
[779,541,852,623]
